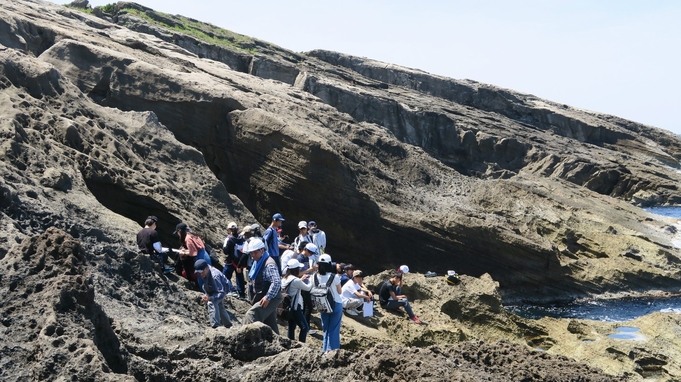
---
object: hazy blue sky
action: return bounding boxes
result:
[58,0,681,135]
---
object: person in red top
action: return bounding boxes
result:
[174,222,211,288]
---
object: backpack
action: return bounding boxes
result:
[223,236,245,264]
[277,279,294,321]
[311,273,336,313]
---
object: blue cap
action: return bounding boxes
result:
[194,259,208,273]
[308,221,316,227]
[272,213,285,221]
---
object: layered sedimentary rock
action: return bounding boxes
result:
[3,1,681,380]
[3,0,681,301]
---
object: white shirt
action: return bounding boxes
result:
[314,273,342,303]
[341,281,361,303]
[280,249,295,274]
[312,229,327,251]
[282,275,312,310]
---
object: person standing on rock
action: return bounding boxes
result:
[263,213,287,270]
[297,242,319,329]
[293,221,312,251]
[222,222,246,300]
[136,215,173,273]
[242,238,283,334]
[175,222,211,289]
[379,273,421,324]
[308,221,326,254]
[195,259,233,328]
[281,258,313,342]
[315,254,343,354]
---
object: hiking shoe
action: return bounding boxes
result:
[345,308,359,316]
[163,265,174,274]
[425,271,437,277]
[409,316,422,324]
[227,292,239,297]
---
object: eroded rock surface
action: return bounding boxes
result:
[4,0,679,300]
[2,0,681,380]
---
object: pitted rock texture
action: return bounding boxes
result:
[1,1,681,380]
[3,0,678,301]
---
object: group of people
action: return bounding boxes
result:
[136,212,421,354]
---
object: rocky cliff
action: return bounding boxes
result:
[3,0,681,302]
[3,0,681,380]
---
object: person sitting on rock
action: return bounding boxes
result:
[174,222,211,289]
[379,273,421,324]
[307,220,326,253]
[136,215,173,273]
[222,222,246,299]
[341,270,373,316]
[195,259,233,329]
[242,238,283,334]
[339,264,356,286]
[281,258,312,342]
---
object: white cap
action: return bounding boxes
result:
[245,238,265,253]
[286,259,302,269]
[399,265,410,274]
[319,254,332,263]
[304,243,318,254]
[227,222,238,229]
[298,220,308,229]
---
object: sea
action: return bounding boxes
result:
[505,206,681,322]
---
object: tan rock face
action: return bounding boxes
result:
[9,0,679,301]
[1,0,681,380]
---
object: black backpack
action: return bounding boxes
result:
[277,279,294,321]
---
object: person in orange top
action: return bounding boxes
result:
[174,222,212,288]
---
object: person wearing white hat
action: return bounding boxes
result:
[297,242,321,325]
[314,253,343,354]
[242,238,283,334]
[281,258,313,342]
[292,221,312,252]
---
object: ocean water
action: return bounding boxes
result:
[505,296,681,322]
[645,206,681,218]
[506,206,681,322]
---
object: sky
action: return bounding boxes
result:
[57,0,681,135]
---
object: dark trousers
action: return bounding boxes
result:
[288,307,309,342]
[176,256,196,282]
[222,263,245,296]
[301,290,313,326]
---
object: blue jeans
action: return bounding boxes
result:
[383,299,415,318]
[288,307,309,342]
[320,301,343,352]
[207,298,232,328]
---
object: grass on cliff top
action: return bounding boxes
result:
[64,3,258,54]
[120,7,258,54]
